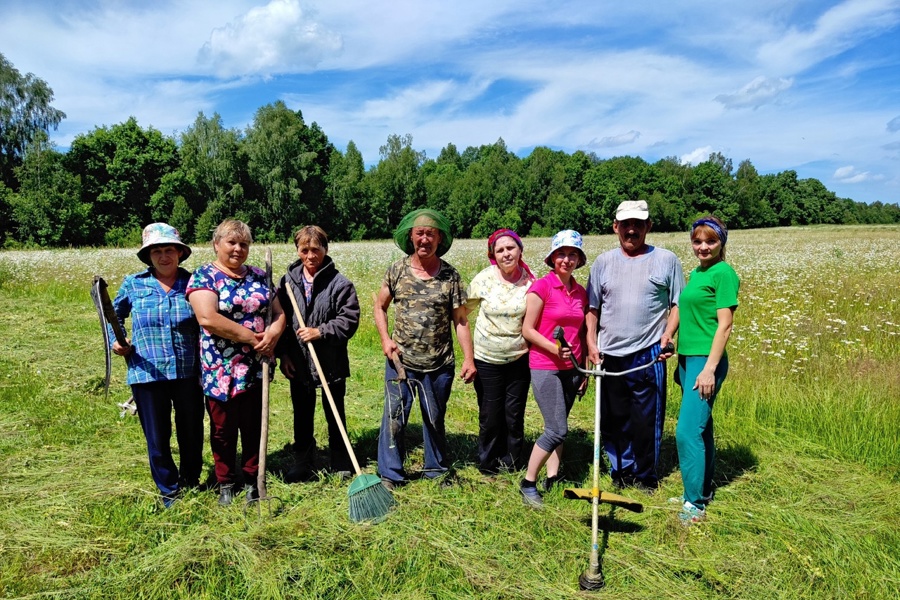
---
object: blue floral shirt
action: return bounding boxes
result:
[187,263,271,401]
[112,268,199,385]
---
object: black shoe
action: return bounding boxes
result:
[218,484,234,506]
[541,473,565,491]
[333,470,353,481]
[243,484,259,502]
[630,480,658,494]
[286,464,316,483]
[611,475,634,489]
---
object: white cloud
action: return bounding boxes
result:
[198,0,343,77]
[834,165,874,183]
[757,0,900,73]
[680,147,715,166]
[588,131,641,149]
[888,116,900,132]
[715,76,793,110]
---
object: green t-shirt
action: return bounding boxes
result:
[677,261,740,356]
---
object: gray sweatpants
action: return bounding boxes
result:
[531,368,581,453]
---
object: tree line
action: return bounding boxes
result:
[2,54,898,248]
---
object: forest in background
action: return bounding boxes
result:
[3,52,899,248]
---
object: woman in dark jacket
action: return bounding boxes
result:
[277,226,360,481]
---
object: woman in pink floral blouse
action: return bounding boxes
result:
[187,219,285,506]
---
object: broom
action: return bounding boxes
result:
[284,283,396,523]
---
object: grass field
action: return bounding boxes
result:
[1,225,898,599]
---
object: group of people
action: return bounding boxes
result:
[111,201,738,526]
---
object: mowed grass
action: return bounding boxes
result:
[1,225,898,599]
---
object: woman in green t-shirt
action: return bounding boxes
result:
[673,215,740,526]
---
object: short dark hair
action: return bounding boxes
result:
[294,225,329,250]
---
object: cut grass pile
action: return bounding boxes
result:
[1,225,898,599]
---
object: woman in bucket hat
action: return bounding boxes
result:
[519,230,588,507]
[111,223,204,507]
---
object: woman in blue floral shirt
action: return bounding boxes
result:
[188,219,285,506]
[113,222,203,508]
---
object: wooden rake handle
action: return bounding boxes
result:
[284,283,363,475]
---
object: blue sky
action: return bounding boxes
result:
[3,0,899,204]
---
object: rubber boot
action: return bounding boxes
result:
[218,484,234,506]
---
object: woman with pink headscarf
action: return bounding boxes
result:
[465,229,535,474]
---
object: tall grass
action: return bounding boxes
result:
[1,225,898,599]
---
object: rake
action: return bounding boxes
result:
[284,283,395,523]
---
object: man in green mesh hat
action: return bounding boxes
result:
[375,208,475,489]
[391,208,454,256]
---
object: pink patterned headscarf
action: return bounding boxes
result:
[488,229,535,280]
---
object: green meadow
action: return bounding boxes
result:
[1,225,898,599]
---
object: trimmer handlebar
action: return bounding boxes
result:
[552,326,674,378]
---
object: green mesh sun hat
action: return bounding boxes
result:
[392,208,454,257]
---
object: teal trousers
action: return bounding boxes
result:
[675,354,728,509]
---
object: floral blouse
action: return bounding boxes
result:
[187,263,271,401]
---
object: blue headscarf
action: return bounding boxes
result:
[691,218,727,246]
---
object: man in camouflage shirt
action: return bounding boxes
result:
[374,209,476,488]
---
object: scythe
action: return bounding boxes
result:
[90,276,136,416]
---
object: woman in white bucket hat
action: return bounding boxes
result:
[518,230,588,507]
[111,223,204,508]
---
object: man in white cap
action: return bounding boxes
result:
[585,200,684,491]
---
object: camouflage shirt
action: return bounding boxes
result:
[385,257,467,372]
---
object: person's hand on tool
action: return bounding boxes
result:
[658,335,676,361]
[253,330,277,358]
[296,326,321,343]
[693,366,716,400]
[556,344,573,361]
[112,339,133,356]
[381,337,400,359]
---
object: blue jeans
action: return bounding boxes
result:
[377,360,454,483]
[131,378,204,500]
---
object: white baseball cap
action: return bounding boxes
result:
[615,200,650,221]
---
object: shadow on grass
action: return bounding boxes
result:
[656,433,759,494]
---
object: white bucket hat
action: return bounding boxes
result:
[544,229,587,268]
[137,223,192,265]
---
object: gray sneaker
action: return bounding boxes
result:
[520,482,543,508]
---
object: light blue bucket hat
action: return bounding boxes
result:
[137,222,192,265]
[544,229,587,268]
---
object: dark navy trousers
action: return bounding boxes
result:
[599,344,666,487]
[131,378,204,500]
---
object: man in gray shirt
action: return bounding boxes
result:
[585,200,684,491]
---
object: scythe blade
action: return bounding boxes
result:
[90,276,113,401]
[91,276,129,402]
